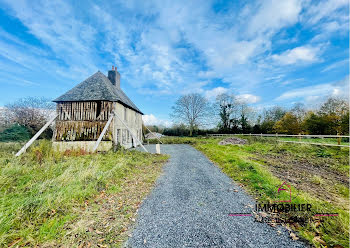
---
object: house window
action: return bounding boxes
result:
[96,101,101,119]
[122,130,126,143]
[117,129,121,143]
[124,106,127,121]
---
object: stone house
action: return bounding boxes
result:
[52,67,143,152]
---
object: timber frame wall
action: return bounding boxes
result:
[53,101,113,141]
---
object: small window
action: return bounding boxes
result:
[122,130,126,143]
[96,101,101,119]
[124,107,127,121]
[117,129,121,143]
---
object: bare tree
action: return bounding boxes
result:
[170,93,210,136]
[5,97,55,137]
[291,102,307,122]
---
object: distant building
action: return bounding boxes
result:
[52,67,143,152]
[145,132,164,140]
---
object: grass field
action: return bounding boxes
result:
[1,137,348,247]
[206,135,350,146]
[0,141,168,247]
[261,136,348,146]
[150,136,349,247]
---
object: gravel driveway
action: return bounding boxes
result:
[127,144,305,248]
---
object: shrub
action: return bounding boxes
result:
[0,124,31,142]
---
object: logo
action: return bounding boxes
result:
[275,181,291,202]
[228,181,338,225]
[256,182,312,214]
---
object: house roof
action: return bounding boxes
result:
[53,71,143,114]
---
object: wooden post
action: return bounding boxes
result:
[156,144,160,154]
[298,133,301,142]
[337,132,341,145]
[93,113,114,152]
[16,114,58,157]
[114,112,148,153]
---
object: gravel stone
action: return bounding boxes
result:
[127,144,305,248]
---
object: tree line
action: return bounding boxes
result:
[1,94,349,141]
[161,93,349,136]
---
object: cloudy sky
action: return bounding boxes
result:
[0,0,348,126]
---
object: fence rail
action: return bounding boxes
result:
[209,133,350,138]
[208,133,350,147]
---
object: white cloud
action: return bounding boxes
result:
[204,87,228,100]
[271,46,322,65]
[236,94,261,104]
[1,0,99,79]
[321,59,348,73]
[247,0,302,37]
[275,76,349,102]
[142,114,172,127]
[304,0,348,25]
[0,0,348,110]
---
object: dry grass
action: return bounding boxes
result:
[0,140,168,247]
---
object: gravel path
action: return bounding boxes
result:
[127,144,305,248]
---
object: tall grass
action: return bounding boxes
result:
[0,140,168,246]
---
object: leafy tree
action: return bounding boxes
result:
[273,112,301,134]
[318,97,349,134]
[340,111,349,135]
[163,124,189,136]
[259,106,287,133]
[302,112,328,135]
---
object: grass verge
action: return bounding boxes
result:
[0,140,168,247]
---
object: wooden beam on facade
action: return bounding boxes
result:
[92,113,114,152]
[114,112,148,153]
[15,114,58,157]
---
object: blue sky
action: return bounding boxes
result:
[0,0,348,126]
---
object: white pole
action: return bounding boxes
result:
[93,113,114,152]
[114,112,148,152]
[15,114,58,157]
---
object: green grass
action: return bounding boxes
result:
[154,136,349,247]
[0,140,168,247]
[274,136,348,145]
[194,138,349,248]
[146,136,205,144]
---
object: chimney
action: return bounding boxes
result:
[108,65,120,89]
